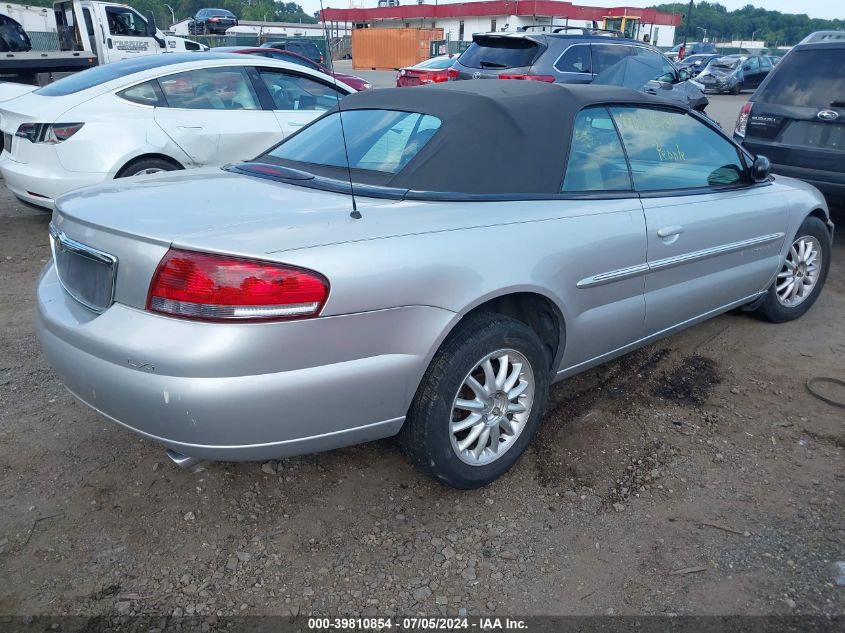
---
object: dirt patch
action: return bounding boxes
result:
[653,355,721,406]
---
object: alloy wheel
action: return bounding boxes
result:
[776,235,822,308]
[449,349,535,466]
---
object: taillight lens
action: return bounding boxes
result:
[734,101,753,138]
[447,67,459,80]
[15,122,83,144]
[147,249,329,322]
[498,74,556,82]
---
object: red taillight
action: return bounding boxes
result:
[498,74,556,82]
[447,67,459,80]
[427,70,449,83]
[147,249,329,322]
[734,101,753,138]
[209,17,219,21]
[15,122,83,144]
[49,123,84,142]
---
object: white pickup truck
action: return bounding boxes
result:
[1,0,206,83]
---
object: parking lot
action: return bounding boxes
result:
[0,81,843,622]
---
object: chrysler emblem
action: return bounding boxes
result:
[817,110,839,121]
[472,72,482,79]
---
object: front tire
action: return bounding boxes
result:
[754,216,831,323]
[730,82,742,95]
[400,313,550,489]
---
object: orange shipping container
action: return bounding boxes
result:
[352,28,444,71]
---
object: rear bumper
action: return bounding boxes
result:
[36,263,454,461]
[768,162,845,199]
[0,153,105,210]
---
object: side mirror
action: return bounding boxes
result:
[678,68,692,82]
[145,11,157,37]
[750,155,771,182]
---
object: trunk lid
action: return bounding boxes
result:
[453,34,543,80]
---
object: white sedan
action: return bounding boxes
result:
[0,53,354,209]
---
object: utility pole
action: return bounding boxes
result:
[164,3,175,26]
[682,0,694,50]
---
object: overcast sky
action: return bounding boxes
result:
[310,1,843,22]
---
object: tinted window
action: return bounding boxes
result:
[105,6,146,37]
[159,67,259,110]
[459,37,539,69]
[35,55,204,96]
[267,110,441,174]
[591,44,631,74]
[562,107,631,192]
[743,57,759,72]
[413,56,456,70]
[610,107,746,191]
[755,48,845,108]
[759,56,772,70]
[263,51,320,71]
[258,70,341,110]
[594,47,675,88]
[554,44,591,74]
[118,80,163,106]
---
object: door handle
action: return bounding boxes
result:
[657,225,684,240]
[287,122,307,127]
[176,125,203,130]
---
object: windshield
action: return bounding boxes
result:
[710,58,740,70]
[264,110,442,174]
[413,56,455,70]
[755,47,845,108]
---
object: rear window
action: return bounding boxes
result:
[265,110,441,174]
[35,55,196,96]
[755,48,845,108]
[458,36,540,70]
[413,56,456,70]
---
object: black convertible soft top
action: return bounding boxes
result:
[255,80,683,196]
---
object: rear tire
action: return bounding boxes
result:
[400,313,550,489]
[731,82,742,95]
[116,157,182,178]
[754,216,831,323]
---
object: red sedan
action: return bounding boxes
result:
[396,55,457,87]
[214,46,372,92]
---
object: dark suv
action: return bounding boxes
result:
[188,8,238,35]
[449,29,707,111]
[261,39,323,65]
[735,32,845,203]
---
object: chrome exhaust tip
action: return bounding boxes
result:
[165,448,202,470]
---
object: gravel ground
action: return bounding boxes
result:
[1,184,843,622]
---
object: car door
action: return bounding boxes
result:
[153,66,284,166]
[742,56,762,88]
[254,67,346,136]
[556,105,647,369]
[101,5,155,63]
[608,105,789,336]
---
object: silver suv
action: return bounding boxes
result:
[450,28,708,111]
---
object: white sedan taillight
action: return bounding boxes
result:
[147,249,329,322]
[15,122,84,144]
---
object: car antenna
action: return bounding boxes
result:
[319,0,360,219]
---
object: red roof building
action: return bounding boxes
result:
[321,1,681,47]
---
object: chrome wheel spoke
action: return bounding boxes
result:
[473,427,491,459]
[509,380,529,399]
[502,362,522,392]
[458,423,485,452]
[481,360,496,392]
[507,402,526,414]
[494,354,509,389]
[455,398,486,413]
[452,413,482,433]
[466,375,487,399]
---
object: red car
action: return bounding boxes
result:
[396,55,457,87]
[214,46,372,91]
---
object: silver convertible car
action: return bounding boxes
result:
[37,82,833,488]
